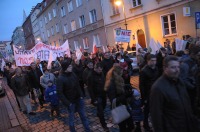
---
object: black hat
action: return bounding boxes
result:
[61,60,71,71]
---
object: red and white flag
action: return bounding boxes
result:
[93,40,98,54]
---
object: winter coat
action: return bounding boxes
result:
[101,58,114,76]
[150,75,199,132]
[139,65,159,103]
[88,71,106,98]
[56,72,83,107]
[28,68,43,88]
[40,73,56,89]
[11,74,31,96]
[82,68,93,85]
[45,85,59,106]
[72,63,84,81]
[131,89,144,122]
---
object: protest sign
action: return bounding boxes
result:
[13,40,70,66]
[115,29,132,43]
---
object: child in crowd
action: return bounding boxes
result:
[131,88,144,132]
[45,80,60,117]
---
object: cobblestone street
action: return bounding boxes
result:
[0,76,139,132]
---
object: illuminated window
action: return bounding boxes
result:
[83,37,89,49]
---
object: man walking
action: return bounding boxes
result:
[139,54,159,131]
[56,60,90,132]
[150,56,199,132]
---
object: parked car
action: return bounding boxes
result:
[127,51,139,71]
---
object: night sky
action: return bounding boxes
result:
[0,0,42,41]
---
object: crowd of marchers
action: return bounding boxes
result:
[1,36,200,132]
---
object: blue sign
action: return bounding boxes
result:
[195,12,200,29]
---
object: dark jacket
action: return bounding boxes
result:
[150,75,199,132]
[82,68,93,85]
[88,71,106,98]
[101,58,114,76]
[106,79,132,105]
[45,85,59,106]
[11,74,30,96]
[56,72,83,107]
[72,63,84,81]
[139,65,159,103]
[28,68,43,88]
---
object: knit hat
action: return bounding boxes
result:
[61,60,71,71]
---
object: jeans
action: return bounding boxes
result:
[96,97,107,127]
[67,98,90,132]
[17,94,32,113]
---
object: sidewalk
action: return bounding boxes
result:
[0,76,139,132]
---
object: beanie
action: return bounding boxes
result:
[61,60,71,71]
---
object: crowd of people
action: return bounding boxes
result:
[2,36,200,132]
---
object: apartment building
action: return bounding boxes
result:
[11,26,26,49]
[101,0,200,49]
[57,0,107,52]
[22,14,35,50]
[31,3,42,43]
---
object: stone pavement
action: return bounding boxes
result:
[2,76,139,132]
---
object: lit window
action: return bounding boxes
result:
[83,37,89,49]
[111,3,119,15]
[71,20,76,31]
[161,13,177,36]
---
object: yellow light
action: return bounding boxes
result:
[115,0,122,6]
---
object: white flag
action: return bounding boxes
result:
[76,48,83,60]
[149,38,159,54]
[47,50,53,69]
[136,43,142,55]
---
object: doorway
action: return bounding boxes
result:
[137,30,146,48]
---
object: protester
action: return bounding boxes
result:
[56,60,90,132]
[11,67,36,115]
[45,80,60,117]
[101,52,114,76]
[88,63,109,131]
[150,55,199,132]
[40,68,56,89]
[105,65,134,132]
[139,54,159,131]
[28,62,44,108]
[72,59,85,97]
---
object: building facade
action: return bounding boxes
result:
[11,26,26,49]
[22,15,35,50]
[57,0,107,52]
[31,3,42,43]
[101,0,200,49]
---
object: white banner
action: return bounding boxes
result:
[115,29,131,43]
[13,40,71,66]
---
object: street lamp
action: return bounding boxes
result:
[115,0,131,51]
